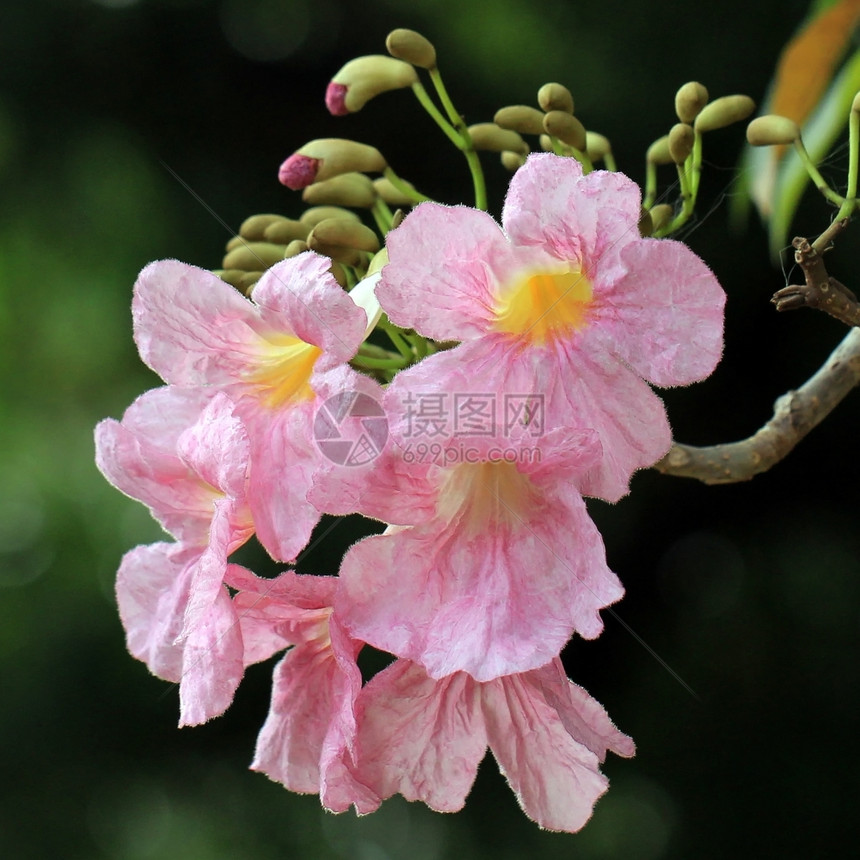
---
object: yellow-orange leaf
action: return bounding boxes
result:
[771,0,860,126]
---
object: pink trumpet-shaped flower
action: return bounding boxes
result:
[350,657,634,832]
[377,152,726,501]
[131,252,373,562]
[226,566,378,813]
[95,387,253,725]
[312,398,623,680]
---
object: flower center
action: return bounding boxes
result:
[249,335,322,409]
[437,460,539,536]
[494,268,593,344]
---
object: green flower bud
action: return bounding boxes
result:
[668,122,695,163]
[745,115,801,146]
[675,81,709,123]
[649,204,674,232]
[638,208,653,237]
[225,235,245,252]
[537,82,574,114]
[326,56,418,115]
[222,242,287,272]
[467,123,529,153]
[284,239,309,258]
[585,131,612,162]
[646,135,673,165]
[301,172,378,208]
[494,105,546,136]
[500,150,528,171]
[238,271,262,295]
[239,213,285,241]
[263,218,310,245]
[386,28,437,69]
[372,177,419,207]
[694,95,756,133]
[543,110,586,150]
[214,269,247,290]
[300,206,362,227]
[308,218,381,254]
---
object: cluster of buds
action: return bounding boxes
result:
[97,28,732,833]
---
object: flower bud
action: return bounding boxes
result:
[646,135,673,165]
[638,208,653,238]
[284,239,309,258]
[694,95,756,133]
[500,150,528,171]
[494,105,546,136]
[648,204,674,233]
[302,172,378,208]
[542,111,586,150]
[675,81,709,123]
[372,177,419,206]
[214,269,246,290]
[278,139,387,190]
[668,122,695,163]
[308,218,381,255]
[239,213,285,241]
[222,242,287,272]
[225,235,245,252]
[300,205,362,227]
[537,82,574,114]
[238,271,262,295]
[745,115,800,146]
[585,131,612,162]
[325,55,418,116]
[263,218,310,245]
[386,28,437,69]
[539,134,554,152]
[467,123,528,153]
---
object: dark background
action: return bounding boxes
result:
[2,1,858,858]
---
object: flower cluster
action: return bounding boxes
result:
[96,33,726,834]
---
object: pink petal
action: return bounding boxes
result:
[251,254,367,369]
[482,672,612,832]
[593,238,725,387]
[178,584,244,727]
[378,203,515,341]
[133,260,266,387]
[336,478,621,680]
[352,660,487,811]
[94,387,219,544]
[502,153,641,272]
[115,542,194,682]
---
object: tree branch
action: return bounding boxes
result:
[654,327,860,484]
[770,219,860,326]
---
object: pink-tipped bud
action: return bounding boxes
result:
[279,139,387,190]
[279,154,321,190]
[326,55,417,115]
[325,83,350,116]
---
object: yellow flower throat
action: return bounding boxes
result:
[494,268,593,344]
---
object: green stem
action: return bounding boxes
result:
[793,137,846,208]
[411,81,462,148]
[370,198,394,235]
[382,166,432,204]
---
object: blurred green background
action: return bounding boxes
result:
[2,0,859,858]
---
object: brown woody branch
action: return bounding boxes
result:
[770,219,860,326]
[654,327,860,483]
[656,220,860,484]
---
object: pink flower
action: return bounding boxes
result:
[95,387,253,725]
[350,657,634,832]
[132,252,373,562]
[227,566,378,813]
[377,152,726,501]
[312,406,623,681]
